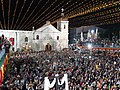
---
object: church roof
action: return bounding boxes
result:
[36,23,60,33]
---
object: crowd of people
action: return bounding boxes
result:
[1,48,120,90]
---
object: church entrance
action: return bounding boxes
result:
[45,43,52,51]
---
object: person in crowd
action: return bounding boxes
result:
[4,40,11,54]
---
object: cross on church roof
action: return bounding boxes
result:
[61,8,64,12]
[61,8,64,17]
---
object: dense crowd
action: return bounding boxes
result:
[93,38,120,48]
[74,38,120,48]
[1,48,119,90]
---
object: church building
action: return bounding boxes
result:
[0,20,69,51]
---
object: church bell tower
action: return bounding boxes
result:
[57,8,69,48]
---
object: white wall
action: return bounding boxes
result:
[0,21,69,51]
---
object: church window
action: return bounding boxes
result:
[36,35,39,40]
[57,36,59,40]
[64,25,66,29]
[25,37,28,42]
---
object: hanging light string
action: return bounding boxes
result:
[8,0,11,30]
[90,16,120,26]
[70,5,120,27]
[0,21,3,29]
[19,0,42,30]
[50,1,120,25]
[76,15,120,27]
[71,6,120,22]
[10,0,19,29]
[71,7,120,25]
[80,13,120,25]
[23,0,105,29]
[65,1,120,19]
[22,0,64,28]
[92,15,120,25]
[46,0,85,23]
[12,0,27,30]
[21,0,59,29]
[1,0,6,29]
[81,12,120,24]
[0,0,3,29]
[21,0,51,30]
[63,0,97,19]
[34,0,74,25]
[38,0,103,26]
[32,0,82,28]
[23,0,68,29]
[64,0,92,17]
[16,0,35,30]
[24,0,70,30]
[26,0,89,29]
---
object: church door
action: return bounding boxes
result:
[45,43,52,51]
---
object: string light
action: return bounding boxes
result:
[33,0,87,28]
[19,0,43,29]
[25,0,71,28]
[8,0,11,30]
[10,0,19,29]
[0,21,3,29]
[50,0,120,27]
[13,0,27,30]
[22,0,51,29]
[1,0,120,30]
[16,0,34,30]
[1,0,6,29]
[25,0,70,29]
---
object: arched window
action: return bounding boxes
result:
[36,35,39,40]
[57,36,59,40]
[25,37,28,42]
[64,25,66,29]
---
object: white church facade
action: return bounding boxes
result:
[0,20,69,51]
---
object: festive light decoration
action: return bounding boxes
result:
[21,0,53,29]
[13,0,27,30]
[19,0,43,30]
[1,0,120,30]
[23,0,69,29]
[10,0,19,29]
[16,0,35,30]
[1,0,6,29]
[8,0,11,30]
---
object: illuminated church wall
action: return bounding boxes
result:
[0,20,69,51]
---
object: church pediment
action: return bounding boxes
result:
[36,24,60,33]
